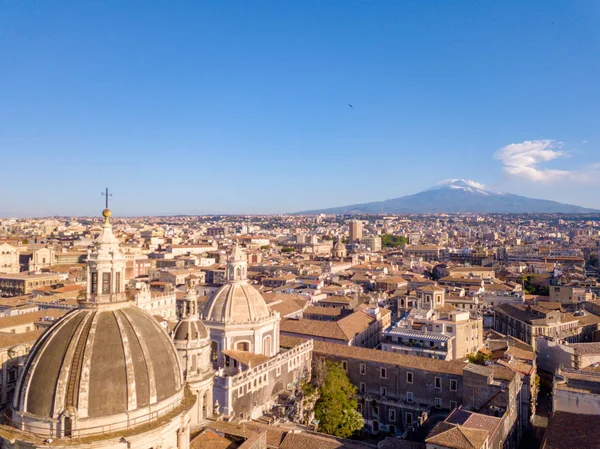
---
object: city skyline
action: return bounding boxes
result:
[1,1,599,216]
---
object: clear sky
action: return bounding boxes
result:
[1,1,599,216]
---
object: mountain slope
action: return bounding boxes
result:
[298,180,598,214]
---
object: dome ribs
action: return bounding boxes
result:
[65,311,96,409]
[113,310,138,411]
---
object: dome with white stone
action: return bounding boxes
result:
[203,245,271,324]
[202,245,280,361]
[6,204,191,443]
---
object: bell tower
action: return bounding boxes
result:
[85,189,127,304]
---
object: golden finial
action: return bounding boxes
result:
[101,188,113,222]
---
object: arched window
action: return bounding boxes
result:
[236,266,241,278]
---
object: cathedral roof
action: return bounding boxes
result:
[15,304,183,419]
[174,318,209,341]
[10,201,185,439]
[203,282,271,323]
[203,246,272,324]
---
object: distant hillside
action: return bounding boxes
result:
[298,180,598,214]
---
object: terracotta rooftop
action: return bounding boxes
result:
[542,411,600,449]
[280,310,376,342]
[312,340,465,375]
[0,329,44,349]
[0,309,67,330]
[426,421,488,449]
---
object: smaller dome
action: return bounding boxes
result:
[173,319,209,342]
[203,283,270,323]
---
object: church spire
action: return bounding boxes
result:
[225,244,248,282]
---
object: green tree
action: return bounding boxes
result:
[467,351,491,366]
[380,234,408,248]
[281,247,295,253]
[521,274,550,296]
[260,245,270,250]
[314,361,364,438]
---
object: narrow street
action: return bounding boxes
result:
[520,384,551,449]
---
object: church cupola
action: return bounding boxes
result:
[225,244,248,282]
[85,189,127,303]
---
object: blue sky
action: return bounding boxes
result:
[1,1,599,216]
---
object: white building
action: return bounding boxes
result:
[0,243,19,274]
[202,246,313,421]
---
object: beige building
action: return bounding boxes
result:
[0,243,19,274]
[550,284,595,305]
[361,236,382,252]
[404,244,443,261]
[0,273,62,297]
[386,285,483,360]
[133,282,178,320]
[349,220,363,243]
[494,303,597,348]
[28,247,56,272]
[553,369,600,416]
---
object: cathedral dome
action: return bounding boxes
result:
[333,239,345,250]
[203,282,271,323]
[13,302,184,426]
[174,318,209,341]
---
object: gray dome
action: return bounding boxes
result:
[203,282,270,323]
[15,304,183,419]
[173,318,209,342]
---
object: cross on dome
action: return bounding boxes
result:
[101,187,113,222]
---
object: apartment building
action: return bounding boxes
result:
[389,285,483,360]
[0,273,62,297]
[361,236,382,252]
[494,303,599,348]
[349,220,363,243]
[404,245,443,262]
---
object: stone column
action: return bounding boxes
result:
[177,426,189,449]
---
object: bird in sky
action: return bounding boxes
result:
[348,104,354,109]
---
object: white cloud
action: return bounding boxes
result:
[494,140,599,183]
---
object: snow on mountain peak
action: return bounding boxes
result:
[441,179,486,190]
[425,179,491,195]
